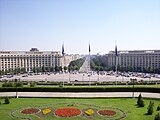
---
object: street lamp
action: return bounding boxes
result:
[131,78,137,98]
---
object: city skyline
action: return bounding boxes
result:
[0,0,160,54]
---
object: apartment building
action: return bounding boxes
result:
[107,50,160,72]
[0,48,80,72]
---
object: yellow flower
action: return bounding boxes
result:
[85,109,94,116]
[42,108,51,115]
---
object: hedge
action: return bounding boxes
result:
[0,87,159,93]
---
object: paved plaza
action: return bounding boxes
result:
[1,72,160,83]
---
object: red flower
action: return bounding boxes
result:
[21,108,39,114]
[55,108,81,117]
[98,110,116,116]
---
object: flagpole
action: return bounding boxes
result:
[89,50,91,87]
[63,56,65,87]
[115,43,118,86]
[62,43,65,87]
[89,42,91,87]
[116,55,118,86]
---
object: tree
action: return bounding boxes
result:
[155,113,160,120]
[14,68,21,74]
[42,66,46,72]
[137,93,145,107]
[68,58,85,71]
[2,82,14,87]
[137,93,142,105]
[14,82,23,87]
[147,101,154,115]
[64,66,68,71]
[139,99,145,107]
[20,68,26,73]
[0,70,2,76]
[32,67,36,73]
[0,70,4,76]
[157,105,160,111]
[4,97,10,104]
[30,82,36,87]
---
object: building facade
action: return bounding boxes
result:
[0,48,80,72]
[107,50,160,72]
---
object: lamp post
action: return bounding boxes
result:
[97,71,100,82]
[15,79,19,98]
[131,78,136,98]
[16,84,18,98]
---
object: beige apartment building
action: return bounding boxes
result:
[0,48,80,72]
[107,50,160,72]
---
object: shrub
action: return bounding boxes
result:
[59,83,63,88]
[4,97,10,104]
[30,82,36,87]
[139,99,145,107]
[2,82,14,87]
[147,101,154,115]
[14,82,23,87]
[137,93,145,107]
[157,105,160,111]
[155,113,160,120]
[137,93,142,105]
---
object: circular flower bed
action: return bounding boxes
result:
[98,110,116,116]
[55,108,81,117]
[21,108,40,114]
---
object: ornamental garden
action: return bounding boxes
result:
[0,97,160,120]
[11,102,126,120]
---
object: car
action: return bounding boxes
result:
[0,76,3,78]
[22,75,28,77]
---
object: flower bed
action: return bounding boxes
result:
[21,108,40,114]
[98,110,116,116]
[42,108,51,115]
[85,109,94,116]
[55,108,81,117]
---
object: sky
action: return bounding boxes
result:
[0,0,160,54]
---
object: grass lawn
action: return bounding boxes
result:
[0,97,160,120]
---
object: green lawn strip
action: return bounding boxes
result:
[0,98,159,120]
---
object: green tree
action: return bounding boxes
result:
[20,68,26,73]
[137,93,142,105]
[137,93,145,107]
[64,66,68,71]
[0,70,4,75]
[139,99,145,107]
[157,105,160,111]
[68,58,85,71]
[30,82,36,87]
[4,97,10,104]
[2,82,14,87]
[147,101,154,115]
[155,113,160,120]
[14,82,23,87]
[42,66,46,72]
